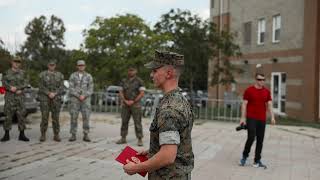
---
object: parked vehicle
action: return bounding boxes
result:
[103,85,121,105]
[141,89,163,118]
[0,73,39,122]
[0,74,5,119]
[62,80,70,104]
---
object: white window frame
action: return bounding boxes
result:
[257,18,266,45]
[272,15,281,43]
[271,72,286,115]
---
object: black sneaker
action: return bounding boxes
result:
[253,160,267,169]
[239,157,247,166]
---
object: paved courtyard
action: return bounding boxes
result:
[0,112,320,180]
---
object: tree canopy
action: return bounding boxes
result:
[154,9,242,91]
[83,14,169,89]
[18,15,67,86]
[4,10,242,91]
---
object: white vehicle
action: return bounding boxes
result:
[104,85,121,105]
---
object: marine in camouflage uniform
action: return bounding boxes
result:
[38,60,64,142]
[1,57,30,142]
[116,67,145,146]
[123,50,194,180]
[68,60,93,142]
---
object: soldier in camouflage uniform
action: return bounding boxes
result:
[38,60,64,142]
[68,60,93,142]
[123,50,194,180]
[1,57,30,142]
[116,67,145,146]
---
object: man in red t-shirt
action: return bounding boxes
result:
[239,72,276,168]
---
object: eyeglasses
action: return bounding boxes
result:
[256,78,265,81]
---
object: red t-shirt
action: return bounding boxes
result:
[243,86,272,121]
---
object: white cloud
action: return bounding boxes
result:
[0,0,17,8]
[80,4,94,12]
[140,0,178,6]
[66,24,86,32]
[0,32,26,53]
[196,9,210,21]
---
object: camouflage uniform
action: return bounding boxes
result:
[2,68,28,131]
[120,77,145,139]
[144,50,194,179]
[148,88,194,180]
[38,70,64,135]
[68,71,93,135]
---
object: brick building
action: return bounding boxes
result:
[209,0,320,122]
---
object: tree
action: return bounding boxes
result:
[83,14,169,89]
[0,39,12,73]
[19,15,66,86]
[154,9,242,91]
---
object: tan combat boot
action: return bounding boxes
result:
[137,138,143,146]
[53,134,61,142]
[39,132,46,142]
[116,137,127,144]
[69,134,76,142]
[83,133,91,142]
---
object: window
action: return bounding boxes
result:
[257,18,266,45]
[271,72,286,114]
[243,22,252,45]
[211,0,215,8]
[272,15,281,43]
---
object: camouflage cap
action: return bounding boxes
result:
[144,50,184,69]
[48,59,57,65]
[77,60,86,66]
[11,56,22,62]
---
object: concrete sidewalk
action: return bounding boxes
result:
[0,112,320,180]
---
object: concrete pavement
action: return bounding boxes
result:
[0,112,320,180]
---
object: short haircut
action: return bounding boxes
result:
[255,73,265,78]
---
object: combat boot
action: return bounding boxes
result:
[69,134,76,142]
[83,133,91,142]
[116,137,127,144]
[39,131,46,142]
[53,134,61,142]
[1,130,10,142]
[19,130,30,142]
[137,138,143,146]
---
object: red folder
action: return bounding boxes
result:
[115,146,148,177]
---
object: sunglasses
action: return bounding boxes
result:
[256,78,265,81]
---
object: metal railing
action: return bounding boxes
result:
[61,92,242,122]
[192,99,242,122]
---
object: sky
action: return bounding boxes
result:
[0,0,210,52]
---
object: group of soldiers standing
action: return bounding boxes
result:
[1,50,196,179]
[1,58,94,142]
[1,57,145,144]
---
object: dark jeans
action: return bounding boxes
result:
[242,118,266,163]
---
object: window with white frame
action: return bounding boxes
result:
[271,72,286,114]
[211,0,215,9]
[243,22,252,45]
[257,18,266,45]
[272,15,281,43]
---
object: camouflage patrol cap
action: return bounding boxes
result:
[48,59,57,65]
[77,60,86,66]
[144,50,184,69]
[127,65,137,71]
[11,56,22,62]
